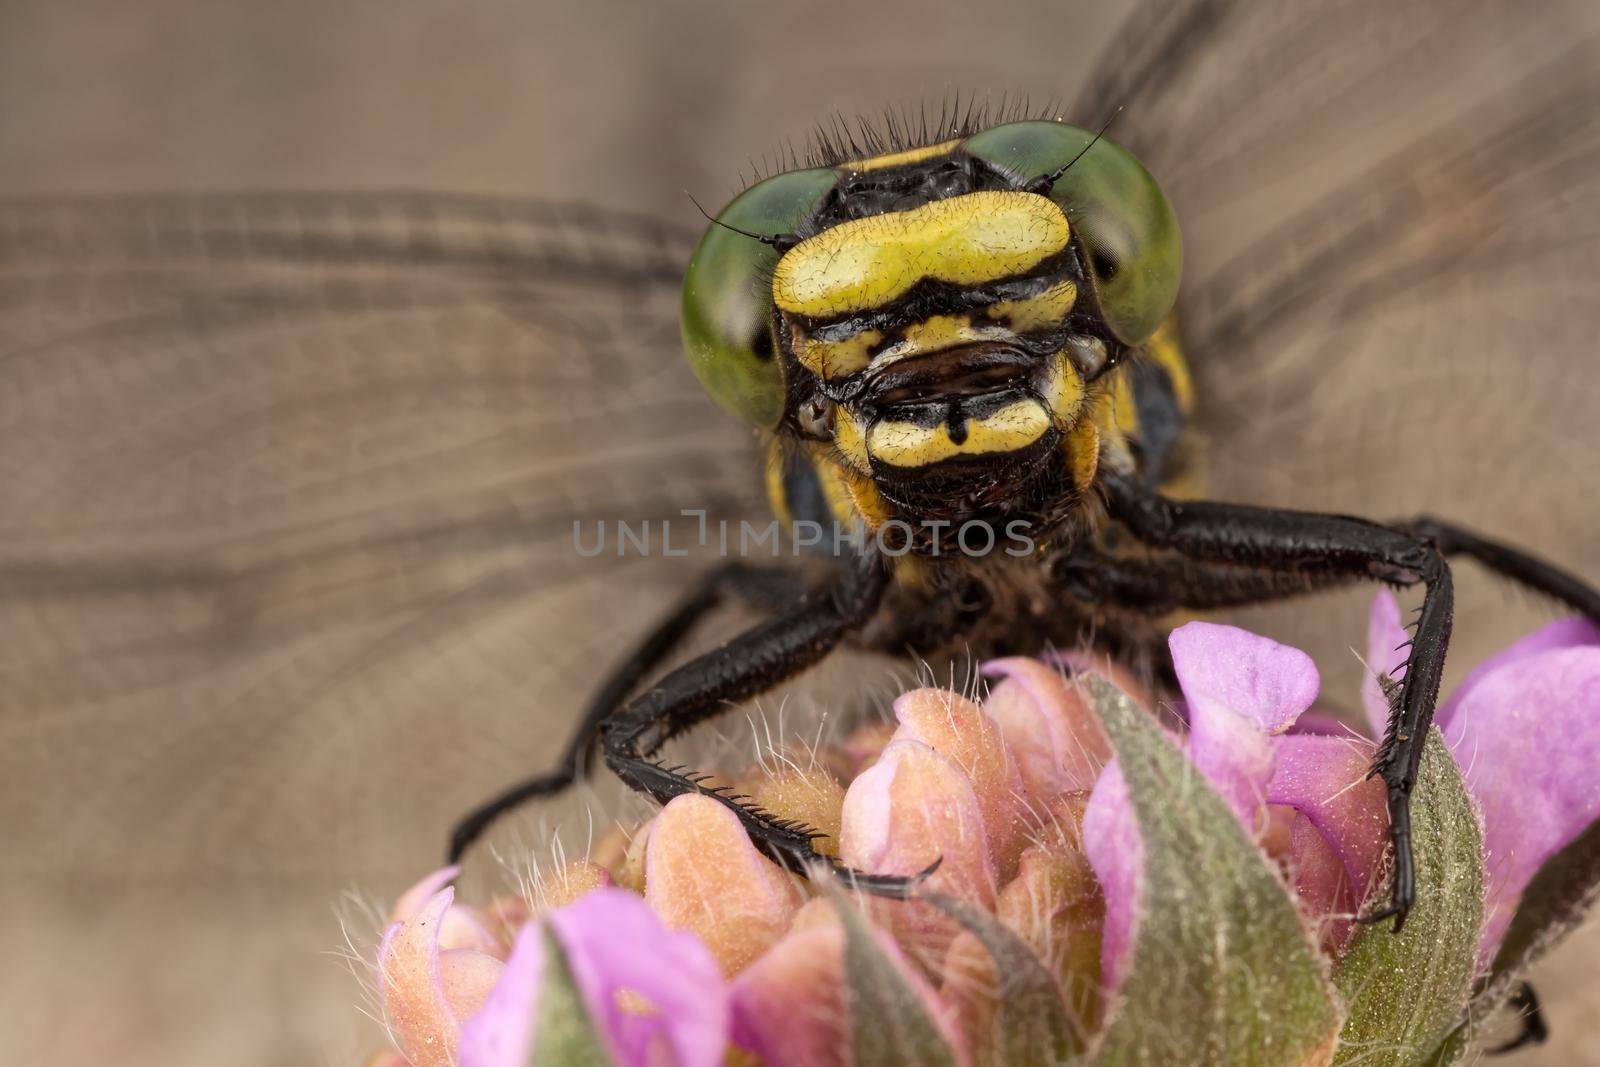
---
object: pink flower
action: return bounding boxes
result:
[1365,591,1600,961]
[1083,621,1357,986]
[458,887,728,1067]
[360,599,1600,1066]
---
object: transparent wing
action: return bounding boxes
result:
[1076,0,1600,678]
[0,193,764,879]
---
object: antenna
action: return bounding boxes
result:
[687,191,800,252]
[1025,106,1124,196]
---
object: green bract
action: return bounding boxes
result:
[679,167,836,427]
[965,120,1182,346]
[1331,732,1483,1067]
[1081,676,1342,1067]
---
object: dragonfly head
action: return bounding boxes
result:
[681,119,1180,544]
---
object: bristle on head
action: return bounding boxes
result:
[744,91,1069,186]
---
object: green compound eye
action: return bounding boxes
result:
[964,120,1181,347]
[680,167,838,427]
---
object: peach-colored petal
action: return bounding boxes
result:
[590,824,635,873]
[390,866,503,958]
[840,739,997,960]
[438,948,505,1022]
[391,867,460,925]
[942,839,1104,1065]
[380,886,501,1067]
[836,720,897,779]
[939,930,999,1067]
[997,845,1103,1030]
[532,859,613,911]
[1050,649,1157,712]
[646,794,802,976]
[982,658,1110,804]
[480,896,532,955]
[731,910,965,1067]
[738,761,847,858]
[791,896,840,932]
[615,818,653,893]
[892,687,1029,877]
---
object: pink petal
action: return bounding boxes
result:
[458,923,546,1067]
[1081,763,1140,991]
[1287,813,1358,952]
[646,793,802,976]
[458,889,729,1067]
[1268,734,1389,915]
[892,687,1029,876]
[1289,711,1359,737]
[1442,645,1600,960]
[553,888,729,1067]
[1439,615,1600,729]
[730,923,851,1067]
[839,739,998,960]
[392,867,461,923]
[731,911,964,1067]
[1170,623,1320,833]
[1361,591,1411,740]
[981,657,1110,801]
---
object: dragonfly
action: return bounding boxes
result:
[3,2,1598,1044]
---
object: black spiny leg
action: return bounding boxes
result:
[448,561,815,864]
[601,550,930,896]
[1054,550,1354,614]
[1102,474,1454,930]
[1061,516,1600,622]
[1400,516,1600,619]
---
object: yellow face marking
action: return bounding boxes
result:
[866,397,1052,468]
[763,439,793,527]
[984,280,1079,333]
[865,315,1014,373]
[810,446,892,529]
[793,327,882,378]
[772,191,1072,318]
[833,405,871,471]
[1107,366,1140,441]
[843,139,962,173]
[1064,417,1101,491]
[1037,350,1086,430]
[1087,386,1136,477]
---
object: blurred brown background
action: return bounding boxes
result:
[2,2,1597,1064]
